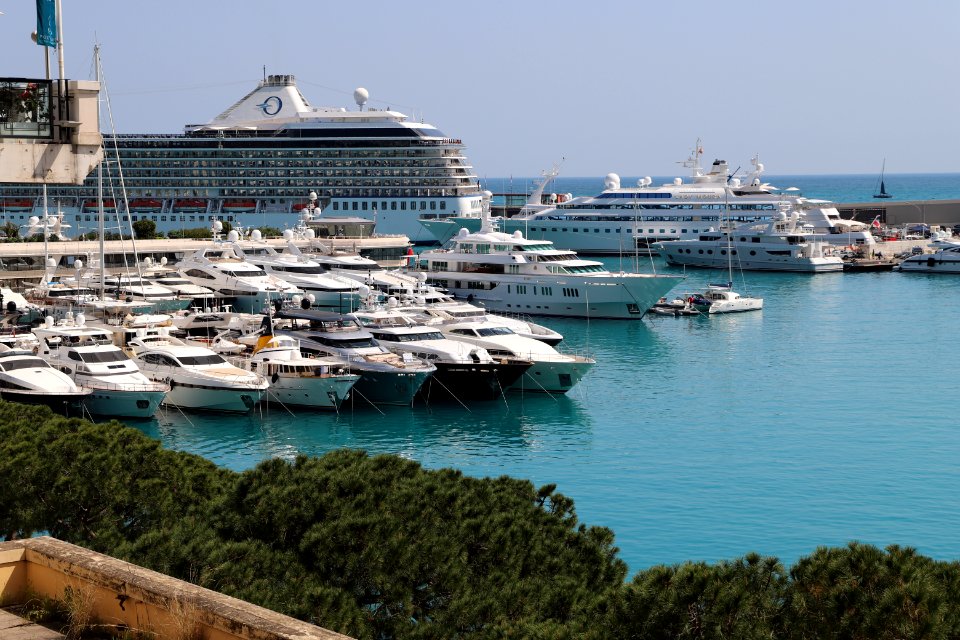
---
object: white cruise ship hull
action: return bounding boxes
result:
[425,273,681,319]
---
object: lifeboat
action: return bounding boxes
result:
[222,199,257,212]
[174,198,208,211]
[292,203,310,211]
[1,199,34,210]
[129,198,163,211]
[83,199,116,210]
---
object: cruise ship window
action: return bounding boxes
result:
[362,202,368,211]
[430,201,436,210]
[332,202,339,210]
[352,202,358,211]
[391,202,397,210]
[440,202,446,210]
[401,202,407,210]
[420,201,426,210]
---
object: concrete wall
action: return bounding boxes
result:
[0,537,353,640]
[838,200,960,227]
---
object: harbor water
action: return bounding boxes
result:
[133,173,960,574]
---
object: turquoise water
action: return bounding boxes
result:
[133,174,960,574]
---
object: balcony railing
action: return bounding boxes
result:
[0,77,53,139]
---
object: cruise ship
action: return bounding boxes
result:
[0,75,483,243]
[419,147,874,253]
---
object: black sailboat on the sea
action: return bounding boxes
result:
[873,159,892,199]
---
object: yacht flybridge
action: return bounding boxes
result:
[414,217,682,319]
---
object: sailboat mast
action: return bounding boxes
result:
[95,45,105,301]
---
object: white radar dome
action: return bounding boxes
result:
[308,191,318,202]
[305,229,316,239]
[28,216,40,226]
[46,257,56,268]
[354,87,369,110]
[160,256,168,266]
[513,230,523,239]
[213,220,223,233]
[75,259,83,270]
[282,229,294,241]
[227,230,240,242]
[604,173,620,190]
[143,257,153,267]
[482,190,493,199]
[358,284,370,298]
[250,229,262,241]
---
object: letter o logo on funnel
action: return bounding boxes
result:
[257,96,283,116]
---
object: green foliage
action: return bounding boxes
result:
[5,401,960,639]
[0,221,19,240]
[132,218,157,240]
[253,226,283,238]
[167,227,213,239]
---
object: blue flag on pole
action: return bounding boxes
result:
[36,0,57,47]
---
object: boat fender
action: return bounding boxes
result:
[31,346,38,355]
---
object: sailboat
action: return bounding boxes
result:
[873,159,892,199]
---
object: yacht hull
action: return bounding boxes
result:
[419,360,531,402]
[162,384,265,413]
[0,389,91,415]
[81,388,167,418]
[429,274,681,319]
[349,369,432,406]
[509,358,593,393]
[265,375,359,410]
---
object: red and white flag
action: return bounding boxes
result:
[871,216,881,229]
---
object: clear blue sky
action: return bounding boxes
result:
[2,1,958,178]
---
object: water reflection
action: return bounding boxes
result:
[134,391,593,474]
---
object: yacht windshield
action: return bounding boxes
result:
[220,268,267,278]
[177,354,228,366]
[0,357,52,371]
[476,327,515,336]
[78,350,129,363]
[373,331,444,342]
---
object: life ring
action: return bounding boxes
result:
[687,296,694,304]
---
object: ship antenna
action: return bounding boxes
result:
[263,65,266,82]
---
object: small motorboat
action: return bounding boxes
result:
[648,297,701,317]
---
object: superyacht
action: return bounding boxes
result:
[0,75,483,242]
[420,147,874,253]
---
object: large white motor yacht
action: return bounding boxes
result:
[898,241,960,273]
[175,228,301,313]
[242,333,359,410]
[349,304,531,402]
[32,313,169,418]
[0,343,92,414]
[233,231,362,312]
[657,210,845,272]
[129,331,268,412]
[276,309,436,407]
[439,319,594,393]
[420,147,875,254]
[413,217,683,319]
